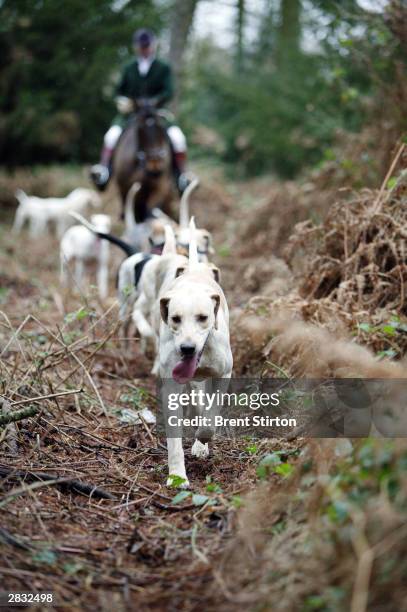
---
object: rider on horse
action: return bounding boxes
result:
[90,28,189,193]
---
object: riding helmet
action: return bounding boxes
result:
[133,28,155,48]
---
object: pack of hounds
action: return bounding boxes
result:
[13,180,233,488]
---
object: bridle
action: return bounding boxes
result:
[134,109,169,176]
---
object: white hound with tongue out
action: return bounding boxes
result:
[158,218,233,488]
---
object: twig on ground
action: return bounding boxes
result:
[0,311,30,361]
[59,323,119,385]
[0,465,115,500]
[371,142,405,215]
[6,388,83,407]
[191,524,209,565]
[0,404,40,426]
[150,499,196,512]
[0,527,34,551]
[0,476,74,509]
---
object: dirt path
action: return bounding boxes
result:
[0,165,304,611]
[1,159,407,611]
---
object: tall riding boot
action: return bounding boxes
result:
[173,151,190,194]
[90,146,114,192]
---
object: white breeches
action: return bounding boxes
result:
[104,125,123,149]
[167,125,187,153]
[103,124,187,152]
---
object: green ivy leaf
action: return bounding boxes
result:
[192,493,210,506]
[274,463,294,478]
[381,325,396,336]
[245,444,258,455]
[327,500,349,524]
[231,495,243,508]
[304,594,326,610]
[168,475,189,489]
[171,490,192,504]
[206,482,223,493]
[257,453,283,479]
[377,349,397,360]
[32,549,57,565]
[63,562,84,575]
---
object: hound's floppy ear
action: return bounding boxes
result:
[209,264,221,284]
[175,266,186,278]
[160,297,170,324]
[211,294,220,329]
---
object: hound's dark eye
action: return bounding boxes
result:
[172,315,181,324]
[197,314,208,323]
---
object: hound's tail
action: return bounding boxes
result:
[69,211,136,257]
[188,217,199,269]
[124,182,141,232]
[15,189,29,202]
[179,176,199,228]
[162,224,177,255]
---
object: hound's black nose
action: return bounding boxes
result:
[180,343,196,357]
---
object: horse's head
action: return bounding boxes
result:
[135,102,170,176]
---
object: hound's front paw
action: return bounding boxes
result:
[191,439,209,459]
[151,359,159,376]
[167,474,190,489]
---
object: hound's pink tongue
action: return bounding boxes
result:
[172,355,199,384]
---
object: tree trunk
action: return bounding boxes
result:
[385,0,407,53]
[235,0,245,72]
[168,0,199,111]
[256,0,276,66]
[275,0,301,70]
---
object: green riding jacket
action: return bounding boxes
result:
[116,58,174,107]
[112,58,174,128]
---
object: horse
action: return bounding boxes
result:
[112,101,174,223]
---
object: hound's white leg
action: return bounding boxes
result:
[191,379,211,459]
[132,294,155,351]
[97,262,109,300]
[132,309,155,341]
[97,243,109,300]
[151,354,160,375]
[12,208,25,233]
[151,335,160,373]
[167,438,189,488]
[74,259,84,291]
[161,380,189,488]
[118,259,137,320]
[60,253,68,287]
[40,218,48,236]
[57,218,68,239]
[30,217,43,238]
[119,292,130,321]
